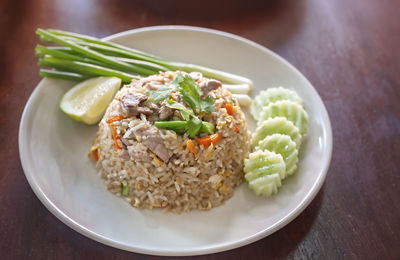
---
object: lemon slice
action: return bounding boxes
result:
[60,77,121,124]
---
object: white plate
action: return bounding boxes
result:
[19,26,332,256]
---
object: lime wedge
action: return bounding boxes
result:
[60,77,121,124]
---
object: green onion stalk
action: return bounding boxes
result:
[35,28,253,92]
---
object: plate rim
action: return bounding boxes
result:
[19,25,332,256]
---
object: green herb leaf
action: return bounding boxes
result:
[201,96,215,113]
[155,120,215,136]
[152,73,216,138]
[176,74,215,114]
[180,110,190,121]
[186,116,202,138]
[166,99,194,121]
[148,86,175,103]
[172,73,184,88]
[200,121,215,134]
[179,75,203,111]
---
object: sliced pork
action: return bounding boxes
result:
[119,93,151,117]
[158,101,173,120]
[199,79,222,97]
[137,126,172,163]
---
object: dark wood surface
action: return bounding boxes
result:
[1,0,399,259]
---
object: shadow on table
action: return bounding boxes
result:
[101,0,305,49]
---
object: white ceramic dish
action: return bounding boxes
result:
[19,26,332,256]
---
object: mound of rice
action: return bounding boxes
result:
[91,71,251,213]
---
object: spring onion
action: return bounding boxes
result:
[232,94,252,107]
[121,184,130,196]
[38,57,138,83]
[35,28,253,92]
[222,83,251,94]
[36,29,155,76]
[154,121,187,134]
[39,69,90,81]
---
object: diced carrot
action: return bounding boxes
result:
[110,123,122,149]
[88,149,99,161]
[225,103,234,116]
[93,150,99,161]
[170,90,177,100]
[106,114,124,124]
[186,139,197,157]
[107,115,123,150]
[196,132,222,148]
[234,124,240,133]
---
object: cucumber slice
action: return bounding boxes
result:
[250,99,263,121]
[252,117,302,149]
[244,150,286,180]
[259,100,308,135]
[244,150,285,196]
[248,173,282,196]
[255,134,299,176]
[250,87,303,120]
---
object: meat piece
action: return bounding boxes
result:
[145,82,164,90]
[189,72,203,81]
[158,101,173,120]
[127,146,152,162]
[147,102,159,110]
[120,137,131,147]
[118,149,130,160]
[119,93,149,117]
[199,79,222,97]
[137,107,153,115]
[135,126,172,163]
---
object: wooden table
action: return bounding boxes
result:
[1,0,399,258]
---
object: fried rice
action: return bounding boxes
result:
[91,71,251,213]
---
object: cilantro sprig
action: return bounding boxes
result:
[176,74,215,113]
[151,73,216,137]
[166,99,193,121]
[154,120,215,138]
[148,73,215,113]
[148,86,175,103]
[164,99,213,137]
